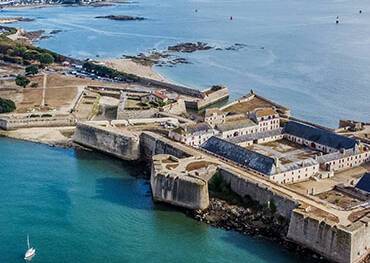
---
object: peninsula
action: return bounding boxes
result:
[0,25,369,263]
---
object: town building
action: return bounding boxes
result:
[201,136,319,184]
[216,119,258,139]
[141,90,169,105]
[203,108,225,127]
[169,123,218,147]
[250,107,280,132]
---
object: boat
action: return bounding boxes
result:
[24,235,36,261]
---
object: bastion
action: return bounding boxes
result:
[73,122,140,161]
[151,154,217,210]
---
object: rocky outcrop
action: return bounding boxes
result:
[167,42,212,53]
[95,15,145,21]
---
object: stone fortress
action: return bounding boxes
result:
[1,70,369,263]
[71,87,369,263]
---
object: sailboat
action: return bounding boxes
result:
[24,235,36,261]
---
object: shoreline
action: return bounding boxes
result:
[101,58,171,83]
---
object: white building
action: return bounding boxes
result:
[216,119,258,139]
[250,108,280,132]
[204,108,225,128]
[169,123,218,147]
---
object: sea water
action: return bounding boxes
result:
[2,0,370,127]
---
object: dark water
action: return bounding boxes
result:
[0,137,309,262]
[2,0,370,127]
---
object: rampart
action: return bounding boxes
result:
[287,209,370,263]
[151,155,214,210]
[73,122,140,160]
[218,167,298,218]
[0,113,76,130]
[185,86,229,110]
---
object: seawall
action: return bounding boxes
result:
[287,209,370,263]
[73,122,140,161]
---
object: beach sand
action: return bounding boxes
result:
[101,58,169,83]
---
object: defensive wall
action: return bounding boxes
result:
[185,86,229,110]
[151,154,215,210]
[287,208,370,263]
[0,113,76,130]
[73,122,140,161]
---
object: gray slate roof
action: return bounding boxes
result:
[216,119,257,132]
[283,121,357,150]
[355,173,370,193]
[228,128,283,144]
[201,136,275,175]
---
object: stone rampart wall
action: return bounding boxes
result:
[287,210,354,263]
[151,169,209,210]
[73,122,140,161]
[0,115,76,130]
[219,168,298,218]
[140,132,191,161]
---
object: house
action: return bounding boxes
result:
[141,90,169,104]
[204,108,225,127]
[169,123,218,147]
[216,119,258,139]
[250,107,280,132]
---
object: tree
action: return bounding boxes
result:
[37,53,54,65]
[15,75,30,88]
[0,97,16,113]
[25,65,39,75]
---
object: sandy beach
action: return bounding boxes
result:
[101,58,170,83]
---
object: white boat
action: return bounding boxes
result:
[24,235,36,261]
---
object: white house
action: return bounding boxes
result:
[169,123,218,147]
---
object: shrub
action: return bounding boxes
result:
[15,75,30,88]
[0,97,16,113]
[37,53,54,65]
[25,64,39,75]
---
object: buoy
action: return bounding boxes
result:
[359,10,362,14]
[230,16,233,20]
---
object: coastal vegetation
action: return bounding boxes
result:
[25,64,39,75]
[0,97,16,113]
[83,62,139,81]
[0,31,72,66]
[15,75,30,88]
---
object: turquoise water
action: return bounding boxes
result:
[2,0,370,127]
[0,137,310,262]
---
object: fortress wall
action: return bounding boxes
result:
[0,116,76,130]
[162,99,187,115]
[140,132,191,161]
[73,122,140,161]
[138,77,203,98]
[185,87,229,110]
[219,168,298,218]
[350,217,370,263]
[287,210,353,263]
[150,170,209,210]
